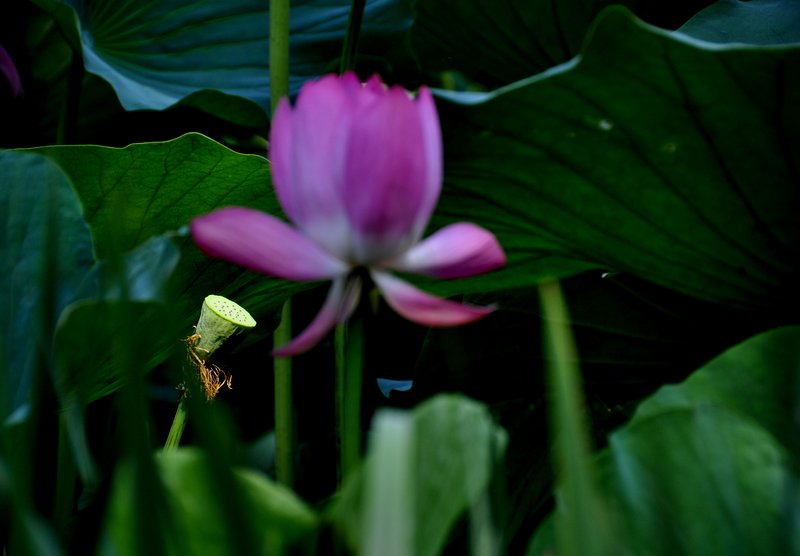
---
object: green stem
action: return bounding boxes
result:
[336,314,364,483]
[270,0,295,487]
[163,395,188,452]
[538,280,608,556]
[269,0,291,113]
[338,0,367,74]
[274,300,295,487]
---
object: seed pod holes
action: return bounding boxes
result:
[204,295,256,328]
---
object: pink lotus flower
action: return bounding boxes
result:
[192,73,505,355]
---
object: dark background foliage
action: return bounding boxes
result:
[1,0,798,554]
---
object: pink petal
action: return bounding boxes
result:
[191,207,348,281]
[0,45,21,96]
[268,97,294,214]
[342,86,437,262]
[371,271,495,327]
[273,276,362,356]
[410,87,443,240]
[386,223,506,279]
[361,74,386,96]
[341,71,380,99]
[269,75,353,257]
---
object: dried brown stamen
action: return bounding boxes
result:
[185,332,233,401]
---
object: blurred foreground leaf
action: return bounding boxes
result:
[606,407,799,554]
[529,326,800,555]
[55,236,181,403]
[633,325,800,459]
[330,394,507,556]
[102,447,317,556]
[0,150,94,422]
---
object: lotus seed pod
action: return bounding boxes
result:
[193,295,256,359]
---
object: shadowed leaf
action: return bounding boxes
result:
[431,7,800,313]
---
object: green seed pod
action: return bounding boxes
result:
[193,295,256,360]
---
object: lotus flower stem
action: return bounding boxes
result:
[339,0,366,74]
[336,310,364,482]
[269,0,290,113]
[538,280,608,556]
[270,0,296,486]
[274,301,295,487]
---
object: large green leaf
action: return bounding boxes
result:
[33,0,412,120]
[63,0,270,114]
[432,7,800,312]
[410,0,715,87]
[330,394,507,556]
[0,2,245,149]
[32,134,274,256]
[633,325,800,458]
[529,325,800,555]
[678,0,800,45]
[605,408,799,555]
[33,134,308,322]
[530,406,800,555]
[0,150,95,422]
[103,448,318,556]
